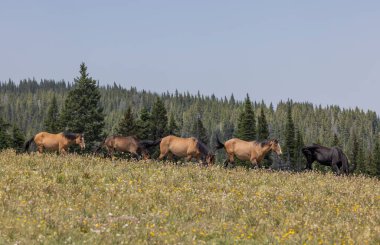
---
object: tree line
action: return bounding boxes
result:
[0,63,379,176]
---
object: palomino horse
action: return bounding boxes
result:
[157,135,215,165]
[95,136,160,160]
[302,144,356,175]
[216,137,282,168]
[24,132,85,154]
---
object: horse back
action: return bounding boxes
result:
[224,138,252,150]
[112,136,139,152]
[161,135,197,156]
[34,132,64,149]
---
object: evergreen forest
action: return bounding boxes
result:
[0,63,379,176]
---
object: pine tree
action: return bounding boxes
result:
[374,137,380,177]
[222,121,235,140]
[116,107,136,136]
[294,129,305,170]
[191,117,209,144]
[257,107,269,140]
[234,94,256,141]
[351,132,365,174]
[168,112,179,136]
[11,125,25,152]
[257,106,271,168]
[0,117,11,150]
[44,94,60,133]
[269,102,274,113]
[150,97,168,139]
[136,107,153,139]
[332,133,340,147]
[284,102,296,167]
[60,63,105,151]
[357,144,366,174]
[366,150,375,176]
[229,94,235,104]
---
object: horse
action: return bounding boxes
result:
[216,137,282,168]
[157,135,215,165]
[95,136,160,160]
[24,132,85,154]
[301,144,356,175]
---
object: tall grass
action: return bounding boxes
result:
[0,150,379,244]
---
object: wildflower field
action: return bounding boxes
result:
[0,150,379,244]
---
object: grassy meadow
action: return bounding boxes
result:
[0,150,379,244]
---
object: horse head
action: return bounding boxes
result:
[205,153,216,165]
[141,150,150,160]
[270,139,282,155]
[75,133,86,150]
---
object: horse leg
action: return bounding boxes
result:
[225,154,235,168]
[331,161,341,175]
[132,152,140,161]
[342,165,349,175]
[302,159,312,171]
[223,158,229,168]
[303,153,314,170]
[200,154,208,167]
[195,153,203,165]
[128,148,139,160]
[167,152,174,162]
[158,151,167,161]
[250,158,259,169]
[185,155,193,163]
[37,144,44,155]
[60,148,68,155]
[108,149,113,159]
[104,146,112,158]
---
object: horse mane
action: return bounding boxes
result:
[258,140,271,147]
[114,135,139,141]
[125,135,138,140]
[63,132,79,140]
[253,139,278,147]
[309,143,331,150]
[127,135,139,141]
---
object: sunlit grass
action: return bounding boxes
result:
[0,150,379,244]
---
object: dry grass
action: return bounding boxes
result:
[0,150,379,244]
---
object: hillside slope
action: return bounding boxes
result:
[0,150,379,244]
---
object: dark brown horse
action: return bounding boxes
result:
[24,132,85,154]
[216,137,282,168]
[157,135,215,165]
[302,144,356,175]
[95,136,160,160]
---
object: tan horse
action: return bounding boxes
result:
[216,137,282,168]
[157,135,215,165]
[24,132,85,154]
[95,136,160,160]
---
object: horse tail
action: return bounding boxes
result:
[94,137,107,154]
[139,139,162,149]
[24,136,35,153]
[215,136,225,150]
[340,149,355,174]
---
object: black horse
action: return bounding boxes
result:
[302,144,356,175]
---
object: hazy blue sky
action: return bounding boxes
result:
[1,1,379,112]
